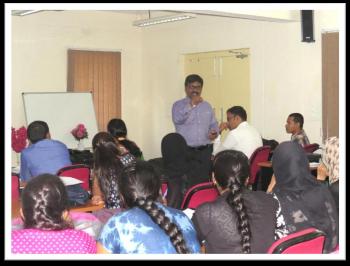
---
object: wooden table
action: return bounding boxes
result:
[12,199,104,219]
[256,161,319,191]
[258,161,319,171]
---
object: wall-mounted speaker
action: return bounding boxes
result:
[301,10,315,42]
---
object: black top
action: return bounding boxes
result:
[272,141,339,253]
[192,189,278,253]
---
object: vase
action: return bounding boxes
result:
[77,140,85,151]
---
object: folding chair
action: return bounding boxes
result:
[12,173,20,200]
[181,181,219,210]
[267,228,326,254]
[248,146,271,190]
[56,164,91,191]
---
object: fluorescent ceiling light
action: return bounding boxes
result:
[133,14,196,27]
[12,10,42,16]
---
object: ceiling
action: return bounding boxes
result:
[11,9,300,22]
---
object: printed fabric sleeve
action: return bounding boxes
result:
[273,193,289,240]
[98,217,121,253]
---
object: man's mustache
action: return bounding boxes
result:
[191,91,199,96]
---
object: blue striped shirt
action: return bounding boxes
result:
[172,97,219,147]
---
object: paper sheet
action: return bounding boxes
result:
[183,208,195,219]
[59,176,83,186]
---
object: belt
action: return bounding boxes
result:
[189,144,212,151]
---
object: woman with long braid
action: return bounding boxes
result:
[192,150,278,253]
[11,174,97,254]
[97,160,200,254]
[91,132,135,223]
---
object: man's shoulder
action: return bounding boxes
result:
[173,97,188,105]
[45,139,69,150]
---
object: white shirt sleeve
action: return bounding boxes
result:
[212,130,238,155]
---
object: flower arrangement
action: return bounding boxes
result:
[71,124,88,141]
[12,126,27,153]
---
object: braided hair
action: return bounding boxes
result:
[21,174,72,230]
[92,132,124,203]
[119,160,189,254]
[213,150,251,253]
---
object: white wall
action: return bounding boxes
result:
[11,11,143,162]
[11,9,341,160]
[140,10,341,158]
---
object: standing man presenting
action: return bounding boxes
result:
[172,74,219,186]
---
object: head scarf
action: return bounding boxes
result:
[322,137,339,184]
[273,141,318,195]
[161,133,190,179]
[272,141,338,253]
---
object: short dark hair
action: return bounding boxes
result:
[227,106,247,121]
[289,113,304,129]
[184,74,203,87]
[107,118,127,138]
[27,121,49,144]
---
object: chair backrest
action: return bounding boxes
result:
[181,182,219,210]
[56,164,91,191]
[267,228,326,254]
[248,146,271,186]
[161,182,168,197]
[12,173,20,200]
[303,143,320,153]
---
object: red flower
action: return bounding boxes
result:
[71,123,88,141]
[12,126,27,153]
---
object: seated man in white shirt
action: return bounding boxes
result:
[212,106,263,159]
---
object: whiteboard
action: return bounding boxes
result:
[22,92,98,149]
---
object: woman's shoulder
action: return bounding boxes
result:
[193,195,226,217]
[243,190,279,210]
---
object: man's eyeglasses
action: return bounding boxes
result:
[188,84,202,89]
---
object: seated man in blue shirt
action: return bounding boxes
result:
[20,121,72,182]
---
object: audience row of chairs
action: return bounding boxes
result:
[11,164,91,201]
[11,142,326,253]
[12,142,321,200]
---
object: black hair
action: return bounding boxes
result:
[184,74,203,87]
[288,113,304,129]
[107,119,143,159]
[27,121,49,144]
[92,132,123,203]
[119,160,189,254]
[227,106,247,121]
[107,118,127,138]
[21,174,72,230]
[213,150,251,253]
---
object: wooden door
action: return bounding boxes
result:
[67,50,121,132]
[322,32,339,141]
